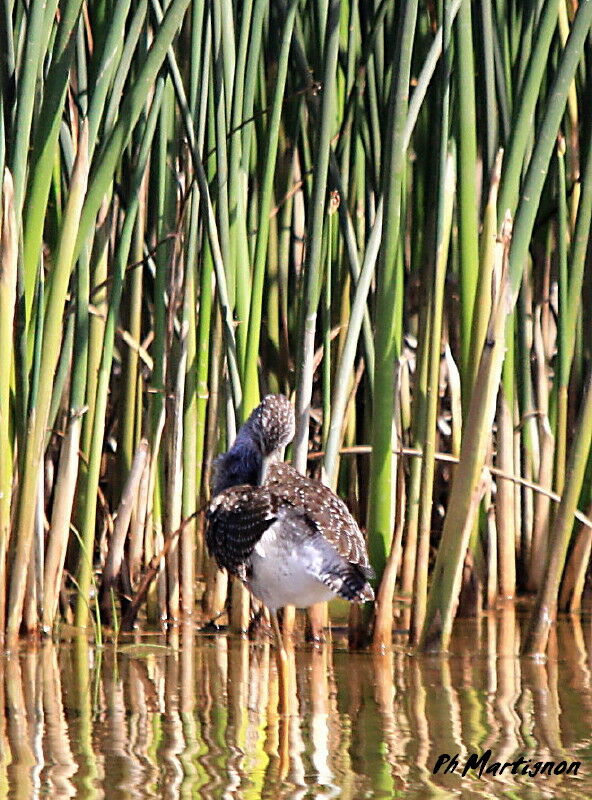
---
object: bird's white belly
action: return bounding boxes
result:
[247,526,336,611]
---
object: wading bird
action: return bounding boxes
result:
[206,395,374,710]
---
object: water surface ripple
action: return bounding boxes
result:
[3,608,592,798]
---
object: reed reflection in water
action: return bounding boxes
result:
[1,610,592,798]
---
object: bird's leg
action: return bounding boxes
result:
[270,610,290,716]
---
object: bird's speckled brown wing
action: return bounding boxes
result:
[264,463,374,578]
[206,487,276,580]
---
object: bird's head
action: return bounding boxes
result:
[243,394,295,457]
[212,395,295,493]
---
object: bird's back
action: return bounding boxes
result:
[206,462,374,607]
[264,462,374,580]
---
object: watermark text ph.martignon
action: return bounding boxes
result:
[433,750,580,779]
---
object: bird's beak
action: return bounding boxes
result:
[258,446,285,485]
[258,454,271,485]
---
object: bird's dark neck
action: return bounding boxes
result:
[212,438,263,495]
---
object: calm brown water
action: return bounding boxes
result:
[2,608,592,798]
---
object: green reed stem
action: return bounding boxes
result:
[454,0,480,388]
[555,136,569,496]
[242,0,298,415]
[507,0,592,301]
[367,0,418,583]
[7,122,89,642]
[497,0,559,222]
[74,86,163,628]
[293,0,341,472]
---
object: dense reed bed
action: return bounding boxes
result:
[1,0,592,654]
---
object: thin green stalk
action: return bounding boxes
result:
[181,235,197,616]
[411,6,456,615]
[101,1,148,147]
[566,118,592,368]
[148,71,176,619]
[227,0,253,367]
[42,243,89,628]
[211,0,233,305]
[87,0,135,153]
[239,0,267,179]
[322,202,335,447]
[117,197,145,486]
[497,0,559,223]
[365,47,382,188]
[366,0,418,583]
[479,0,498,181]
[75,0,192,259]
[220,0,236,121]
[242,0,299,415]
[455,0,480,388]
[22,0,84,327]
[151,0,241,414]
[555,135,569,496]
[323,201,383,486]
[293,0,343,472]
[507,0,592,302]
[9,0,47,222]
[400,294,431,599]
[410,147,455,646]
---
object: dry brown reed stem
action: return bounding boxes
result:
[120,508,200,631]
[523,370,592,656]
[496,390,516,598]
[164,248,185,623]
[129,456,150,587]
[23,537,38,632]
[558,506,592,612]
[372,459,406,650]
[485,488,498,609]
[43,406,87,630]
[529,305,554,591]
[99,439,149,624]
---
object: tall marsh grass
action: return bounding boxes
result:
[1,0,592,654]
